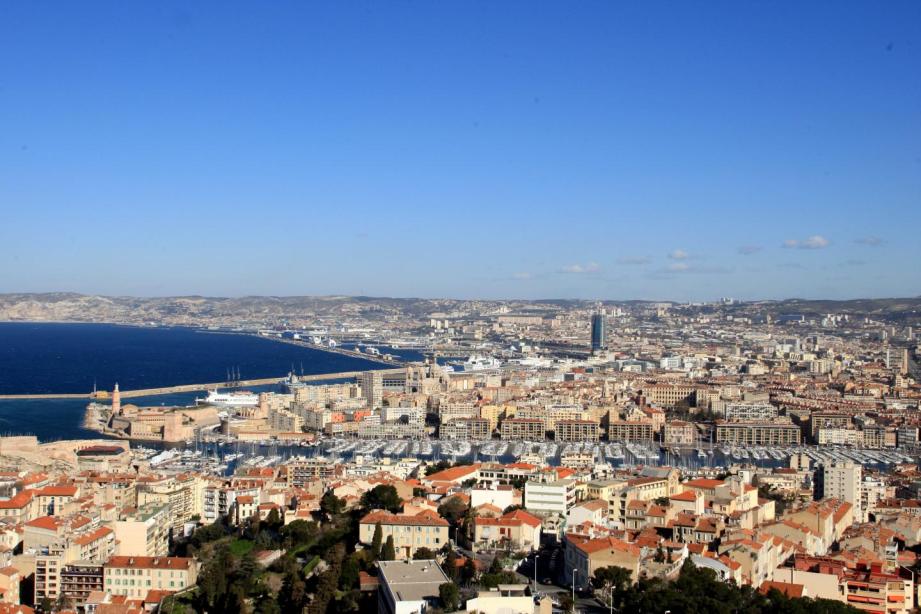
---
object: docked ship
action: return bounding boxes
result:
[197,390,259,407]
[452,355,503,371]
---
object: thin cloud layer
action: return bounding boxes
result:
[559,262,600,274]
[783,235,829,249]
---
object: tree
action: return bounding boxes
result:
[654,544,666,563]
[438,496,468,526]
[460,557,477,584]
[371,522,383,559]
[381,535,397,561]
[489,555,504,574]
[340,553,361,590]
[592,564,633,606]
[265,507,282,529]
[439,582,460,612]
[278,570,307,613]
[281,519,319,548]
[503,504,524,514]
[442,549,459,581]
[414,546,436,560]
[361,484,403,512]
[321,492,346,516]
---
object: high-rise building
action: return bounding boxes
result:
[820,461,862,514]
[360,371,383,408]
[591,312,606,353]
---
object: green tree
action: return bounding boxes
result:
[381,535,397,561]
[438,496,468,526]
[278,570,307,613]
[361,484,403,512]
[371,522,383,559]
[340,553,361,590]
[439,582,460,612]
[265,507,282,528]
[321,492,346,516]
[414,546,437,560]
[280,519,319,548]
[488,555,504,574]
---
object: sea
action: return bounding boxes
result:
[0,322,396,441]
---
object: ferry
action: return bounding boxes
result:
[197,390,259,407]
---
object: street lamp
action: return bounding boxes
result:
[572,568,578,613]
[532,552,538,591]
[607,584,615,614]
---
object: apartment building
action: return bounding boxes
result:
[608,421,654,442]
[724,403,778,422]
[555,420,600,442]
[113,503,170,557]
[501,418,545,441]
[440,417,491,440]
[524,478,579,516]
[715,422,801,445]
[103,556,198,600]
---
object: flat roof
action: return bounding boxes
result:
[379,559,450,603]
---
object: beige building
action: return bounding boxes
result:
[103,556,198,600]
[556,420,600,442]
[716,422,801,445]
[501,418,545,440]
[359,510,450,559]
[113,503,169,557]
[608,421,654,441]
[440,418,491,440]
[663,420,697,445]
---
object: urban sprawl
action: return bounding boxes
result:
[2,297,921,614]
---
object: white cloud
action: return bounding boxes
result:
[668,262,690,271]
[668,249,689,260]
[559,262,600,274]
[737,245,762,255]
[783,235,829,250]
[512,272,533,280]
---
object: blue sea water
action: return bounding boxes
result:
[0,322,387,441]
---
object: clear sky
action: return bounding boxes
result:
[1,2,919,301]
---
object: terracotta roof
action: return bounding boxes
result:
[759,580,804,598]
[75,527,114,546]
[104,556,195,570]
[36,485,78,497]
[424,464,480,483]
[571,536,641,557]
[360,510,449,527]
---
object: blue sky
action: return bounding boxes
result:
[1,2,919,301]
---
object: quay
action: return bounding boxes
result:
[0,367,405,401]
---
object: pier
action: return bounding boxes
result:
[0,368,405,401]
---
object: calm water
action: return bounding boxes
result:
[0,322,387,441]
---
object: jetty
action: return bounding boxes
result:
[0,367,405,401]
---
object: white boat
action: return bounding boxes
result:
[198,390,259,407]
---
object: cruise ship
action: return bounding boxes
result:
[453,355,503,371]
[197,390,259,407]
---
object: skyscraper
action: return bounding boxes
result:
[591,312,606,354]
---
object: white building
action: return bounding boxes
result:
[524,478,579,516]
[378,559,451,614]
